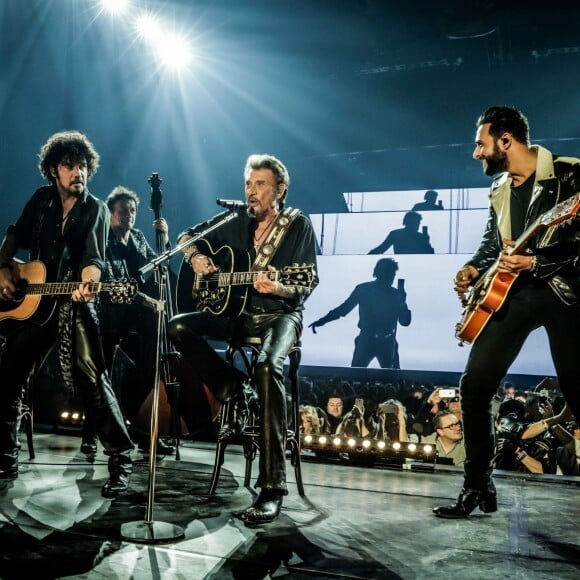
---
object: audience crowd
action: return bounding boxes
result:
[297,376,579,475]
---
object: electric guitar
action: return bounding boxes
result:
[175,238,316,316]
[455,192,580,345]
[0,260,137,334]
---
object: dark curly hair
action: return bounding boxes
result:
[38,130,100,183]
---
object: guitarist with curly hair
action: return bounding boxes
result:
[433,106,580,519]
[0,131,134,498]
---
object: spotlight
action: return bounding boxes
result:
[318,436,327,445]
[304,435,313,444]
[392,442,401,450]
[362,440,371,449]
[99,0,131,16]
[408,443,417,452]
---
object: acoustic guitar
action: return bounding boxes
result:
[0,260,137,334]
[176,238,316,316]
[455,192,580,345]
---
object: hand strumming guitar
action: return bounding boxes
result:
[453,264,479,303]
[178,236,218,277]
[0,264,15,301]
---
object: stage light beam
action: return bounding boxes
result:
[100,0,131,17]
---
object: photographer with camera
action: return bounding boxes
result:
[376,399,413,442]
[336,397,378,439]
[493,393,574,474]
[411,386,458,438]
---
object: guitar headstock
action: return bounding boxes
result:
[148,172,163,220]
[539,192,580,228]
[280,264,316,289]
[108,279,138,304]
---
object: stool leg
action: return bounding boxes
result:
[21,406,35,461]
[289,348,305,495]
[208,401,230,496]
[164,381,182,461]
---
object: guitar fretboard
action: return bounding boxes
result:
[215,271,278,286]
[23,282,115,296]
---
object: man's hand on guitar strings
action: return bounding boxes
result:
[497,252,535,275]
[73,280,95,303]
[0,263,17,301]
[254,265,281,296]
[454,265,478,303]
[191,254,218,276]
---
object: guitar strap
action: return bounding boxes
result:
[252,207,300,270]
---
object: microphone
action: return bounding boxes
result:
[216,199,247,210]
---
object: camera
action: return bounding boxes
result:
[439,388,457,398]
[378,402,399,416]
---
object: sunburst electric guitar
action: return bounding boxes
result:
[455,192,580,345]
[175,239,316,316]
[0,260,137,334]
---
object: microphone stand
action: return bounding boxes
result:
[120,208,241,543]
[138,209,241,279]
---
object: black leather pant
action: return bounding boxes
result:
[168,310,302,492]
[460,283,580,489]
[0,302,133,467]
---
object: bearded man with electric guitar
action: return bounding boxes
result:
[433,106,580,519]
[0,131,135,498]
[168,154,318,526]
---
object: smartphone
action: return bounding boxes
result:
[354,398,364,412]
[397,278,405,291]
[439,388,457,398]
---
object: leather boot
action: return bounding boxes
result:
[0,450,19,480]
[0,419,20,480]
[433,480,497,518]
[235,489,284,526]
[101,452,133,498]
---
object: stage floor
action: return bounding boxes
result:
[0,432,578,579]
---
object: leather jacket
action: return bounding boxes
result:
[466,146,580,305]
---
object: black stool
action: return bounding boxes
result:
[208,337,304,496]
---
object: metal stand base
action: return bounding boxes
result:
[121,520,184,544]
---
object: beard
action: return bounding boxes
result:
[483,144,508,176]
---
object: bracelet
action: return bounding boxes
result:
[516,449,528,462]
[529,255,540,276]
[187,250,201,263]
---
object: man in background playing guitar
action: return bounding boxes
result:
[168,154,318,526]
[0,131,134,497]
[433,106,580,519]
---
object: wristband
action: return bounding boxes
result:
[529,255,540,276]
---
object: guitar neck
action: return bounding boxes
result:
[24,282,109,296]
[218,271,278,287]
[508,215,544,256]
